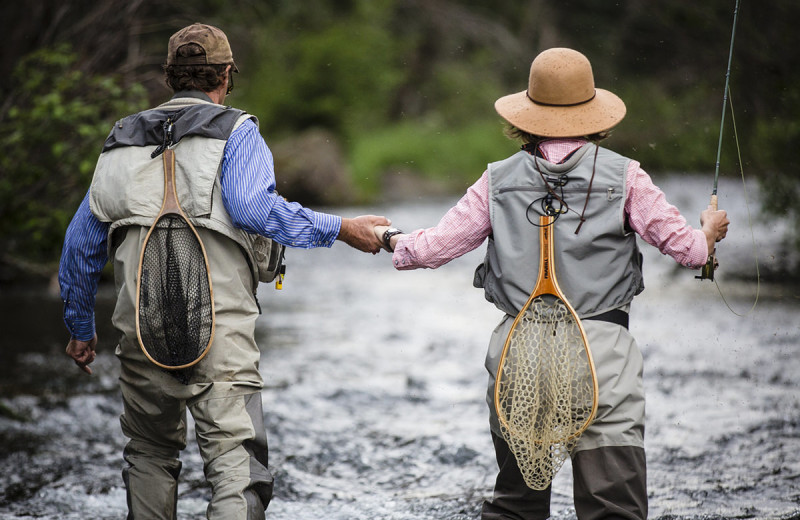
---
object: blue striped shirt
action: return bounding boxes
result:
[59,118,342,341]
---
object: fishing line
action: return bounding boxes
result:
[697,0,739,282]
[703,0,760,316]
[714,88,760,317]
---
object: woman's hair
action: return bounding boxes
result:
[163,43,229,92]
[503,123,610,145]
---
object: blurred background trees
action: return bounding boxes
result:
[1,0,798,280]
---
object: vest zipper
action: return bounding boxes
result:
[497,186,618,199]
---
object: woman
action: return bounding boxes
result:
[374,47,729,519]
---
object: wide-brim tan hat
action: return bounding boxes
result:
[495,48,625,138]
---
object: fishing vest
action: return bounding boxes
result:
[474,143,645,318]
[89,94,278,290]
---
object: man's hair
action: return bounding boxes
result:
[503,123,610,145]
[163,43,228,92]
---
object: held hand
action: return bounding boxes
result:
[700,205,730,253]
[339,215,391,254]
[66,334,98,375]
[374,225,390,251]
[373,225,406,253]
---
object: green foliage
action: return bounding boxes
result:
[349,117,517,196]
[239,0,403,137]
[235,0,511,137]
[0,44,147,268]
[753,115,800,252]
[2,0,800,276]
[610,80,722,172]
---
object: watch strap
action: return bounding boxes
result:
[382,228,403,252]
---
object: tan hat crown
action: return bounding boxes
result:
[495,47,626,138]
[167,23,238,71]
[528,48,596,106]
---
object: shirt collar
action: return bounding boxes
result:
[171,90,214,103]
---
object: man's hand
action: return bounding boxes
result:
[338,215,391,253]
[700,205,730,254]
[66,335,98,375]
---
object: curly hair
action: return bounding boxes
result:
[163,43,229,92]
[503,122,610,145]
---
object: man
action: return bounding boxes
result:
[374,48,729,519]
[59,23,388,519]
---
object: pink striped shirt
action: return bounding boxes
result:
[392,139,708,270]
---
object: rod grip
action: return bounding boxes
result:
[696,194,719,281]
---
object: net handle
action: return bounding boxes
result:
[494,215,599,435]
[161,149,185,216]
[134,148,217,370]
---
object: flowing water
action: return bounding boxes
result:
[1,175,798,519]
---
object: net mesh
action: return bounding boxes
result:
[138,215,213,368]
[496,294,595,490]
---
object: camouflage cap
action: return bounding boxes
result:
[167,23,239,72]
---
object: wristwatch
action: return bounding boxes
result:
[382,227,404,252]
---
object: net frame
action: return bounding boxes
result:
[494,214,598,490]
[135,148,215,370]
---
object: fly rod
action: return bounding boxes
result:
[698,0,740,281]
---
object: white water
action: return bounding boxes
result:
[1,174,798,519]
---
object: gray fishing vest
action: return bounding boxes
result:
[474,143,644,318]
[89,94,279,291]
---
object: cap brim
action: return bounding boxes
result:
[495,88,626,138]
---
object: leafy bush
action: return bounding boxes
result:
[0,44,147,272]
[349,117,517,197]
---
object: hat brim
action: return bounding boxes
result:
[495,88,626,138]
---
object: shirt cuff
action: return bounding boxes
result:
[684,229,710,269]
[66,316,96,342]
[312,213,342,248]
[391,232,418,270]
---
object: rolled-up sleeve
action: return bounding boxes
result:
[625,163,708,268]
[392,172,492,270]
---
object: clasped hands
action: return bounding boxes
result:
[338,216,399,254]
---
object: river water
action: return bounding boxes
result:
[1,175,798,519]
